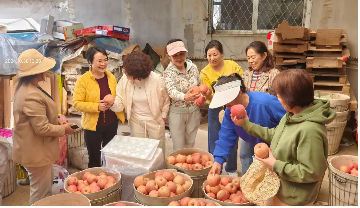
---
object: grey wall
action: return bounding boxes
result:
[0,0,357,95]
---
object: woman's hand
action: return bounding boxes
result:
[209,162,222,175]
[58,114,68,125]
[184,90,200,102]
[255,149,277,170]
[194,100,201,107]
[203,88,213,100]
[97,100,110,111]
[64,123,77,135]
[231,110,249,126]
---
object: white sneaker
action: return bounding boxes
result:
[228,172,238,177]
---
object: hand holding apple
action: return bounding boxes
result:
[209,162,222,175]
[231,110,249,126]
[255,148,277,170]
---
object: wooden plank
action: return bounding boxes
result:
[349,88,357,112]
[0,77,4,128]
[306,57,343,69]
[274,52,306,58]
[306,51,342,57]
[274,34,307,44]
[275,20,310,40]
[309,73,347,84]
[276,57,306,66]
[308,45,342,52]
[3,78,11,128]
[306,66,346,75]
[273,42,308,53]
[314,29,342,45]
[313,83,350,95]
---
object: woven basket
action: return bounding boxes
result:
[314,91,350,112]
[328,155,358,206]
[31,193,91,206]
[1,160,16,198]
[64,167,122,206]
[333,110,350,123]
[326,121,347,155]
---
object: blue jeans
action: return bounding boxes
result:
[239,139,254,175]
[208,107,238,173]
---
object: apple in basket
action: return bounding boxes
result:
[232,178,241,189]
[168,201,181,206]
[221,177,231,186]
[175,184,184,195]
[207,202,217,206]
[188,199,200,206]
[198,200,206,206]
[82,172,91,181]
[158,186,171,197]
[115,203,126,206]
[166,181,177,193]
[207,174,221,187]
[67,177,78,186]
[186,155,193,164]
[254,143,269,159]
[351,169,358,176]
[90,185,101,193]
[340,166,351,173]
[77,183,86,192]
[225,183,237,194]
[97,177,109,189]
[155,176,168,188]
[155,171,164,178]
[146,180,158,193]
[66,185,77,193]
[216,190,228,201]
[87,174,98,184]
[180,197,192,206]
[149,190,159,197]
[134,176,146,188]
[163,171,175,181]
[348,162,358,170]
[205,161,213,168]
[207,192,216,199]
[107,176,116,184]
[167,156,176,165]
[173,175,185,185]
[202,154,210,162]
[176,154,186,163]
[192,153,201,164]
[81,186,91,194]
[137,185,148,195]
[183,181,191,191]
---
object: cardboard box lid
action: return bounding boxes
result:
[120,44,141,56]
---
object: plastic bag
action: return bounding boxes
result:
[68,147,89,170]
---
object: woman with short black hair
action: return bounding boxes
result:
[73,46,125,168]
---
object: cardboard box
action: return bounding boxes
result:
[76,26,101,36]
[107,31,129,40]
[54,20,82,33]
[63,23,84,41]
[101,25,130,34]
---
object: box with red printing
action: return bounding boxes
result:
[101,25,130,34]
[76,26,101,36]
[107,31,130,40]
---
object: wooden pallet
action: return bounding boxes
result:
[310,29,347,45]
[276,64,306,70]
[308,44,343,52]
[305,65,346,75]
[306,51,342,57]
[273,42,308,53]
[313,81,350,95]
[274,52,306,58]
[274,34,308,44]
[275,20,311,40]
[306,57,343,69]
[276,57,306,65]
[309,73,347,84]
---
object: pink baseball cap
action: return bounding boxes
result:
[166,41,188,56]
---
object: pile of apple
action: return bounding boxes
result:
[205,174,249,204]
[168,197,217,206]
[339,162,358,176]
[191,84,209,106]
[134,171,191,197]
[167,153,213,170]
[66,172,116,194]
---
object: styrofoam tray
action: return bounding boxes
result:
[101,135,159,160]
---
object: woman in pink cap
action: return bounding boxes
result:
[163,39,201,151]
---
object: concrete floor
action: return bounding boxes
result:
[2,121,358,206]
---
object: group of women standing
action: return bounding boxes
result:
[12,37,331,206]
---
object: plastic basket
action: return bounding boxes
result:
[328,155,358,206]
[326,121,347,155]
[16,164,28,180]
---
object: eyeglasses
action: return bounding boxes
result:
[96,59,108,64]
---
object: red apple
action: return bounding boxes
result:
[207,174,221,187]
[232,195,242,203]
[217,190,228,201]
[205,161,213,168]
[210,185,221,194]
[195,96,206,105]
[114,203,126,206]
[207,192,216,199]
[175,163,183,168]
[205,185,211,193]
[230,193,237,200]
[158,186,170,197]
[254,143,269,159]
[225,183,237,194]
[340,166,351,173]
[137,185,148,195]
[77,180,84,184]
[180,197,191,206]
[75,191,81,194]
[104,182,114,189]
[206,202,217,206]
[155,171,164,178]
[343,56,348,62]
[193,163,203,170]
[166,181,177,193]
[82,172,91,181]
[67,177,78,186]
[176,154,186,163]
[83,180,89,186]
[192,153,201,164]
[86,174,97,184]
[230,104,246,118]
[173,175,185,185]
[186,155,193,164]
[107,176,116,184]
[202,154,210,162]
[155,176,168,188]
[134,176,146,188]
[188,199,200,206]
[221,177,231,186]
[168,201,180,206]
[77,183,86,192]
[90,185,100,193]
[97,177,108,189]
[146,180,158,193]
[149,190,159,197]
[175,184,185,195]
[181,163,190,170]
[348,162,358,170]
[67,184,77,193]
[183,181,191,191]
[198,200,206,206]
[199,84,209,94]
[98,172,107,177]
[81,186,91,194]
[224,199,232,202]
[170,192,176,197]
[350,169,358,176]
[167,156,176,165]
[163,171,175,182]
[232,178,241,189]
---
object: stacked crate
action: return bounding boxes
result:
[273,20,310,70]
[306,29,350,96]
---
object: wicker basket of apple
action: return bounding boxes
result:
[103,201,143,206]
[64,167,121,206]
[133,169,193,206]
[202,174,253,206]
[167,197,221,206]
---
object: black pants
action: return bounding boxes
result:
[84,120,118,168]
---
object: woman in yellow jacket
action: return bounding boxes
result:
[73,46,125,168]
[200,40,243,176]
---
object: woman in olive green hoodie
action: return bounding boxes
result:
[232,69,336,206]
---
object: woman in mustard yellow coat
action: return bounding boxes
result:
[73,46,125,168]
